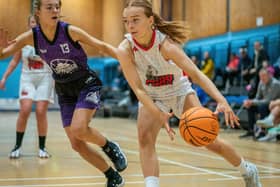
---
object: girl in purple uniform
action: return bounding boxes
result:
[0,0,126,186]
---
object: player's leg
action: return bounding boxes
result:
[182,93,262,187]
[206,138,262,187]
[34,73,53,158]
[66,109,124,187]
[137,105,162,187]
[9,98,33,158]
[10,74,37,158]
[35,100,50,158]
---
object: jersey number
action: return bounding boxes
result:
[60,43,70,54]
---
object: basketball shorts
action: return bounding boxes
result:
[139,89,195,118]
[56,72,102,127]
[19,72,54,102]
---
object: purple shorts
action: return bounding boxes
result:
[58,86,101,127]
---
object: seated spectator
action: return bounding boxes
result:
[257,99,280,127]
[240,68,280,139]
[247,41,270,98]
[200,51,215,80]
[222,53,240,89]
[256,99,280,142]
[191,55,200,68]
[238,47,253,85]
[273,56,280,79]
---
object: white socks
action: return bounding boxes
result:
[237,158,249,175]
[144,176,159,187]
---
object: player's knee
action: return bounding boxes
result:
[138,130,153,147]
[70,124,87,139]
[70,140,85,153]
[19,108,32,117]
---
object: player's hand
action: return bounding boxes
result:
[0,79,6,90]
[214,102,240,128]
[0,28,9,48]
[160,112,176,141]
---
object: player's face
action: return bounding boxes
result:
[37,0,61,26]
[123,6,154,41]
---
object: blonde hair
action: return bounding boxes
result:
[125,0,191,44]
[32,0,62,23]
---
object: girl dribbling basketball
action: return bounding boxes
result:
[117,0,262,187]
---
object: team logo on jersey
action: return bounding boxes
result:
[50,59,78,75]
[85,91,99,104]
[39,49,47,53]
[145,65,174,86]
[27,56,44,70]
[60,43,70,54]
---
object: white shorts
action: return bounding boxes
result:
[139,88,195,119]
[19,72,54,102]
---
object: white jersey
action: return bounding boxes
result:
[19,45,54,102]
[21,45,52,74]
[125,30,193,100]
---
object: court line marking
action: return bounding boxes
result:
[0,181,144,187]
[209,175,280,181]
[0,170,279,182]
[114,132,280,172]
[124,149,238,179]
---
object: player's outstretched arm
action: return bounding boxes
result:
[67,25,117,59]
[0,28,32,60]
[161,39,239,128]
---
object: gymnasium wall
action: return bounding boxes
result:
[170,0,280,39]
[0,0,280,54]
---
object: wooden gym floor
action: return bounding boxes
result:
[0,111,279,187]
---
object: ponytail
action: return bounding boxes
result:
[153,13,191,44]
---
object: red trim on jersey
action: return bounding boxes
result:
[133,30,156,51]
[133,46,138,52]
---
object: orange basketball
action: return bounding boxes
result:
[179,107,219,147]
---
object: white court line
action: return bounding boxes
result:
[0,181,144,187]
[0,171,240,182]
[1,170,278,182]
[116,134,280,172]
[124,149,238,179]
[209,175,280,181]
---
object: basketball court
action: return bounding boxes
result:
[0,111,279,187]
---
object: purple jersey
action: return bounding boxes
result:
[33,21,89,83]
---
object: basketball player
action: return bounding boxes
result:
[117,0,262,187]
[0,15,53,159]
[0,0,126,186]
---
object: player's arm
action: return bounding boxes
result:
[161,39,239,127]
[0,28,33,60]
[68,25,117,59]
[117,39,175,139]
[0,51,22,86]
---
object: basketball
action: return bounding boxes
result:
[179,107,219,147]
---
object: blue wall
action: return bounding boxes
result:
[184,24,280,69]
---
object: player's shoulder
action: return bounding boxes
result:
[161,37,182,55]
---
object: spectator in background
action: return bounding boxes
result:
[247,41,270,98]
[256,99,280,142]
[200,51,215,80]
[239,47,253,86]
[240,68,280,139]
[222,53,240,89]
[191,55,200,68]
[253,41,269,74]
[273,56,280,79]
